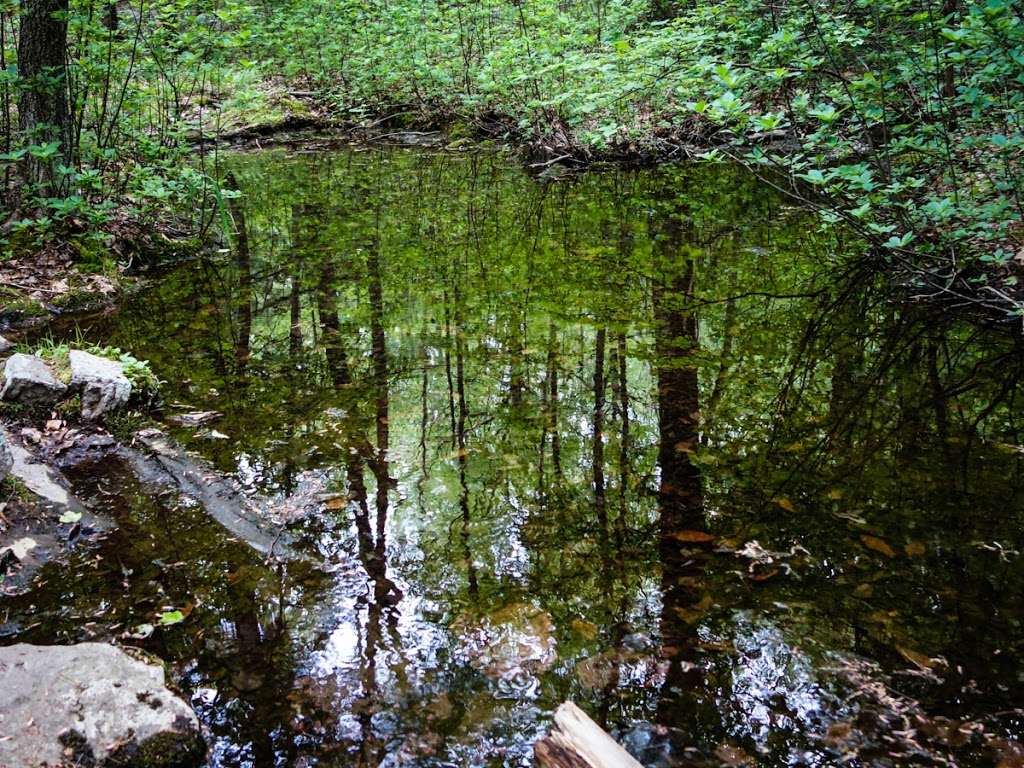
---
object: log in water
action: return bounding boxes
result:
[535,702,642,768]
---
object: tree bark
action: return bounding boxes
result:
[17,0,70,191]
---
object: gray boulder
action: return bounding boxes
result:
[0,334,12,354]
[0,643,205,768]
[0,429,11,482]
[0,353,67,407]
[69,349,132,420]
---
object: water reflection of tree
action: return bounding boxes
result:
[316,229,404,764]
[650,207,722,749]
[85,149,1024,763]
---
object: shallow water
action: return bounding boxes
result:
[3,147,1024,766]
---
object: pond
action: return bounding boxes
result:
[3,146,1023,767]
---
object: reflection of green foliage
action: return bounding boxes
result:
[17,147,1024,765]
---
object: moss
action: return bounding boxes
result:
[0,475,34,504]
[0,400,30,419]
[105,726,206,768]
[105,410,152,443]
[0,296,48,324]
[50,288,111,314]
[446,120,475,140]
[276,95,314,119]
[34,346,73,384]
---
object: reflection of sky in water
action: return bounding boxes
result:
[727,613,831,750]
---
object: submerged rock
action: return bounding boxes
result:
[69,349,132,420]
[0,643,205,767]
[0,353,67,407]
[1,427,88,513]
[452,602,557,683]
[128,428,301,560]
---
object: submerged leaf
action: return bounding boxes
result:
[904,540,926,557]
[159,610,185,626]
[896,645,939,670]
[860,534,896,557]
[670,529,716,543]
[773,496,796,512]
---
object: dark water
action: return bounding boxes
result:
[3,147,1024,766]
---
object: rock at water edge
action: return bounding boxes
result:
[0,643,205,768]
[69,349,132,420]
[0,429,11,482]
[0,353,67,407]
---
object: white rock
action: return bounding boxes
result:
[0,643,205,767]
[0,353,67,407]
[69,349,132,420]
[0,429,11,481]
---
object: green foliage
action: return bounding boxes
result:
[2,0,1020,313]
[232,0,1022,313]
[23,334,159,392]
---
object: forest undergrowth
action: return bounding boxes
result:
[1,0,1022,322]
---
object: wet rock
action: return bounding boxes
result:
[0,643,205,768]
[1,427,88,514]
[0,334,12,354]
[0,429,11,481]
[167,410,222,427]
[69,349,132,420]
[0,353,67,407]
[51,430,119,470]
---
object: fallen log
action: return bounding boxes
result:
[534,701,643,768]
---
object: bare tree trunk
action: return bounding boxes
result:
[941,0,957,102]
[17,0,70,193]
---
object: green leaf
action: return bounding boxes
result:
[59,510,82,524]
[800,169,826,185]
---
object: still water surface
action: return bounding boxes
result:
[4,147,1024,766]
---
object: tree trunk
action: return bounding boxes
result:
[17,0,70,192]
